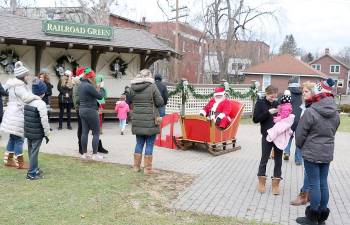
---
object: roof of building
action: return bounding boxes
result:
[109,13,149,28]
[244,54,326,78]
[310,54,350,70]
[0,14,177,56]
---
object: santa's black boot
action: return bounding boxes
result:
[296,206,319,225]
[318,208,330,225]
[98,140,109,154]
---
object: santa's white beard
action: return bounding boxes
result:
[214,96,225,103]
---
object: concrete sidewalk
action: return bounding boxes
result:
[1,122,349,225]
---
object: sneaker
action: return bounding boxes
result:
[92,154,103,160]
[283,153,290,161]
[80,153,88,160]
[36,168,44,176]
[67,126,72,130]
[26,173,43,180]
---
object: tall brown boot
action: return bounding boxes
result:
[272,177,281,195]
[133,153,142,172]
[290,192,309,206]
[270,150,275,159]
[258,176,267,193]
[15,154,28,170]
[144,155,153,175]
[4,151,16,167]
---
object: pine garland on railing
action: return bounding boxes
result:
[168,79,257,102]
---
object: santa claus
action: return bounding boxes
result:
[199,87,232,129]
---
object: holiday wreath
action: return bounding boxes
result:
[0,49,19,74]
[110,56,128,78]
[54,55,79,77]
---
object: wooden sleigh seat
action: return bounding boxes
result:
[174,100,245,156]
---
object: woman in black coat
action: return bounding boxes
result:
[57,70,73,130]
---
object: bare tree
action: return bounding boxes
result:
[202,0,276,81]
[336,47,350,66]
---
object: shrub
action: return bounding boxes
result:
[339,104,350,113]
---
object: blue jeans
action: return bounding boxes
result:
[135,135,157,156]
[119,119,126,131]
[6,134,24,156]
[158,106,166,117]
[284,136,302,163]
[301,169,310,193]
[27,138,43,176]
[304,160,330,211]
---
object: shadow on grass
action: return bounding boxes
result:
[0,151,276,225]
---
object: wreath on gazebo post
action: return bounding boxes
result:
[110,56,128,78]
[0,49,19,74]
[54,55,79,77]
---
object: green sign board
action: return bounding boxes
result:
[42,20,113,40]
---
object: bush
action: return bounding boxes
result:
[339,104,350,113]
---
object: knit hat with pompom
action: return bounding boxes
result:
[14,61,29,78]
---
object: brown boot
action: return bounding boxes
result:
[290,192,309,206]
[144,155,153,175]
[4,151,16,167]
[133,153,142,172]
[270,150,275,159]
[258,176,267,193]
[15,154,28,169]
[272,177,281,195]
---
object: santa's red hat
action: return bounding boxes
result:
[75,66,85,77]
[83,67,96,79]
[214,87,225,96]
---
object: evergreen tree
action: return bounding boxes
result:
[279,34,298,56]
[301,52,314,63]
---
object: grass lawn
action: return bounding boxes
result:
[339,114,350,133]
[0,151,272,225]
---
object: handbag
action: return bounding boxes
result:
[151,91,162,126]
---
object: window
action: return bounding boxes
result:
[337,79,344,88]
[311,64,321,71]
[262,75,271,91]
[330,65,340,73]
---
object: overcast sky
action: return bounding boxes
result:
[35,0,350,55]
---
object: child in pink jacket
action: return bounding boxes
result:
[115,95,130,135]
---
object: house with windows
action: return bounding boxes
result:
[243,54,325,94]
[310,48,350,95]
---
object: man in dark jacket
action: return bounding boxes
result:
[283,77,303,165]
[154,74,168,117]
[0,82,8,124]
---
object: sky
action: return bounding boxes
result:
[32,0,350,55]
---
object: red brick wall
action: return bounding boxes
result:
[311,55,349,94]
[109,16,148,30]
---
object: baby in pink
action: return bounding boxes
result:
[274,90,293,123]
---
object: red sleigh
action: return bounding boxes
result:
[173,100,245,156]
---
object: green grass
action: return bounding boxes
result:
[0,151,273,225]
[339,114,350,133]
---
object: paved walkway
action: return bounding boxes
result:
[1,122,349,225]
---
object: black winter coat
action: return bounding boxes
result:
[155,81,169,105]
[78,78,103,110]
[24,105,44,139]
[57,78,73,104]
[43,81,53,105]
[252,98,279,136]
[289,87,302,131]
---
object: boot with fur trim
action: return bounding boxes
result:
[290,192,309,206]
[133,153,142,172]
[15,154,28,169]
[4,151,16,167]
[272,177,281,195]
[258,176,267,193]
[318,208,330,225]
[296,206,319,225]
[143,155,153,175]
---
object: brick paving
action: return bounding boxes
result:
[1,122,349,225]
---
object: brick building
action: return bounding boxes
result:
[243,54,325,94]
[149,22,205,83]
[109,14,148,30]
[310,48,350,95]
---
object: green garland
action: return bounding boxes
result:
[168,81,257,102]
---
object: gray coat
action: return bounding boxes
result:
[130,77,164,136]
[296,97,340,163]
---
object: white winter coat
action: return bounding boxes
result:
[1,78,39,137]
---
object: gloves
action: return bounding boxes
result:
[215,117,222,126]
[268,108,278,115]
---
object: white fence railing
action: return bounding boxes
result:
[165,84,254,115]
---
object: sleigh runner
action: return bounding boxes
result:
[173,100,245,156]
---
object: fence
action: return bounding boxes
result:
[165,83,254,115]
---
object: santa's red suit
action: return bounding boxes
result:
[199,87,232,129]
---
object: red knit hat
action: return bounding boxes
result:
[75,66,85,77]
[84,67,96,78]
[214,87,225,96]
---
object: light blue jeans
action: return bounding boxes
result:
[119,119,126,131]
[6,134,24,156]
[284,136,303,163]
[134,135,157,156]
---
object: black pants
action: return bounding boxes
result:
[77,110,83,155]
[79,108,100,154]
[59,103,71,128]
[257,136,283,178]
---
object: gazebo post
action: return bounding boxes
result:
[91,49,101,72]
[35,45,43,76]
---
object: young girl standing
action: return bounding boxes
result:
[115,95,130,135]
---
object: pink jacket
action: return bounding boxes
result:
[274,103,292,123]
[266,114,295,150]
[115,100,130,120]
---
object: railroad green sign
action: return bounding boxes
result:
[42,20,113,40]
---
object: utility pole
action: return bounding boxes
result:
[174,0,179,82]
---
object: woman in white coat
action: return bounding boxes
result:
[2,61,40,169]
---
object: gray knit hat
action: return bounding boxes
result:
[14,61,29,78]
